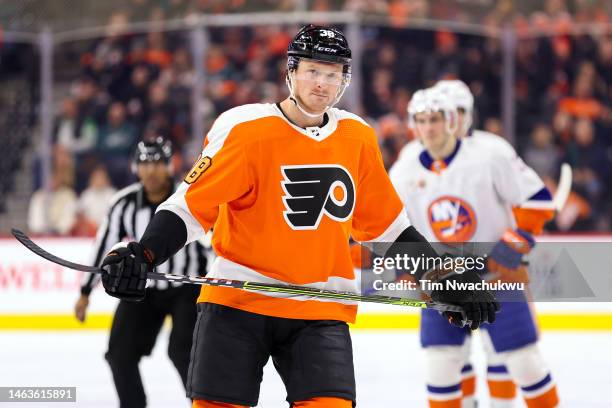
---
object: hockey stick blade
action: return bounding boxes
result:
[553,163,572,212]
[11,228,463,313]
[12,228,103,273]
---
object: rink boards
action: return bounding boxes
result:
[1,236,611,330]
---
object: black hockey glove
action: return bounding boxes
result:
[101,242,154,302]
[430,270,500,330]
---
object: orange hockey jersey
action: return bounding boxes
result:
[157,103,410,323]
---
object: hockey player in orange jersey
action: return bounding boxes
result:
[97,25,499,408]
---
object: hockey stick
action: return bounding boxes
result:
[11,228,462,313]
[553,163,572,212]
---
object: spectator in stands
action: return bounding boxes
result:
[28,170,78,235]
[53,145,76,190]
[485,0,516,25]
[53,94,99,192]
[83,31,130,98]
[563,118,608,229]
[377,114,401,151]
[144,31,172,69]
[558,69,606,121]
[160,48,194,142]
[74,165,117,236]
[544,0,570,20]
[343,0,388,14]
[523,123,561,180]
[144,81,175,144]
[161,47,194,89]
[363,67,395,118]
[74,76,107,129]
[97,101,138,187]
[595,34,612,87]
[121,63,154,127]
[54,97,97,155]
[423,30,461,82]
[552,110,574,143]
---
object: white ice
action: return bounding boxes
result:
[0,329,609,407]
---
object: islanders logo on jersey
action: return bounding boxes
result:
[281,164,356,230]
[427,196,477,242]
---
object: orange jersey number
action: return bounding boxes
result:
[185,156,212,184]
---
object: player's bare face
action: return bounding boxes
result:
[414,111,453,156]
[293,60,343,113]
[137,161,171,197]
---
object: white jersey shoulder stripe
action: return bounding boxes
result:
[470,129,516,157]
[332,108,372,128]
[361,210,411,244]
[203,103,278,157]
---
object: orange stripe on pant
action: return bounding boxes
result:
[292,397,352,407]
[428,399,461,408]
[193,400,247,408]
[488,379,517,399]
[461,376,476,398]
[524,386,560,408]
[192,397,352,408]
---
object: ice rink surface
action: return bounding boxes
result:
[0,329,610,407]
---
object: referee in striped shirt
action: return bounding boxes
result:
[74,136,209,408]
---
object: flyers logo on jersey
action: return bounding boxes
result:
[428,196,477,242]
[281,164,355,230]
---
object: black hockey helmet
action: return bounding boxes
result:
[132,136,173,173]
[287,25,352,74]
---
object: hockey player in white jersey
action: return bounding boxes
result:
[390,88,559,408]
[415,79,557,407]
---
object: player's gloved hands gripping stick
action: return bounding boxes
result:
[101,242,155,301]
[100,211,187,301]
[429,271,500,330]
[387,226,501,330]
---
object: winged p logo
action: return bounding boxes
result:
[281,165,356,230]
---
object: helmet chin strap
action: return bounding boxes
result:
[463,113,473,137]
[290,95,328,118]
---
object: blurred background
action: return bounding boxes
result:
[0,0,610,236]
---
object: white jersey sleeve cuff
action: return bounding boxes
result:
[362,210,412,244]
[156,184,206,244]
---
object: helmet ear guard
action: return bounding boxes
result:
[433,79,474,136]
[445,108,459,136]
